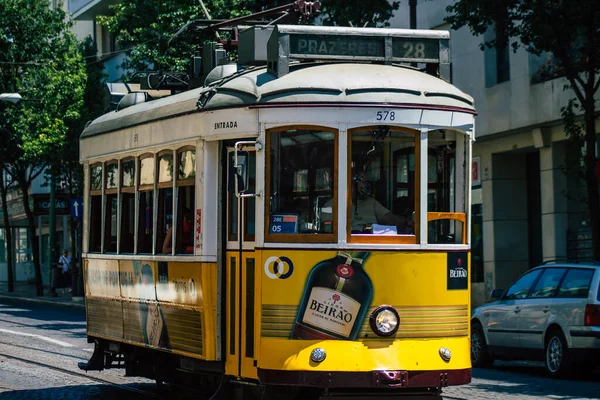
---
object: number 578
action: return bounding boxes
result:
[376,111,395,121]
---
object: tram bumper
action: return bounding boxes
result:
[257,338,471,389]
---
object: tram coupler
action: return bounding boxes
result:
[78,340,106,371]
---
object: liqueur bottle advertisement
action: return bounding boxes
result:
[291,251,373,340]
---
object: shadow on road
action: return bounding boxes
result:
[0,383,161,400]
[463,362,600,399]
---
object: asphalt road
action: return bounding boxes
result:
[0,298,598,400]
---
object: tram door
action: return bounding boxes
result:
[225,147,258,380]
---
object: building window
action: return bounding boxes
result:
[484,21,510,87]
[15,228,31,263]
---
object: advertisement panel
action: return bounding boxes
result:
[261,250,469,341]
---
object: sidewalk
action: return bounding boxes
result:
[0,282,85,309]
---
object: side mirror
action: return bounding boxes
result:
[228,150,249,194]
[236,151,249,193]
[490,289,504,301]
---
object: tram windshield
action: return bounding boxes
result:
[265,125,468,244]
[267,128,336,239]
[349,128,416,236]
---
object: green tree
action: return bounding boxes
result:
[98,0,251,80]
[0,0,86,296]
[98,0,400,82]
[320,0,399,27]
[446,0,600,261]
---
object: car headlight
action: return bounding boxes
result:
[369,306,400,337]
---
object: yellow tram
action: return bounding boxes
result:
[79,24,475,399]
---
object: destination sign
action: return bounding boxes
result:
[268,25,448,78]
[392,38,439,61]
[290,35,384,58]
[288,34,440,61]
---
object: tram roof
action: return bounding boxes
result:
[81,62,475,139]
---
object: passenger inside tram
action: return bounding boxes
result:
[350,169,412,234]
[321,168,412,234]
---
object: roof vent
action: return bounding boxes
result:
[116,92,154,112]
[204,64,240,86]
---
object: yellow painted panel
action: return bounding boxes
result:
[241,252,259,380]
[201,262,218,360]
[86,259,121,298]
[156,262,204,306]
[84,258,219,361]
[256,250,471,374]
[259,337,470,372]
[224,253,240,376]
[260,250,470,340]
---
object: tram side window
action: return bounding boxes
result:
[120,159,135,253]
[267,128,335,238]
[89,164,102,252]
[104,162,118,252]
[426,130,467,244]
[350,128,415,236]
[137,156,154,254]
[157,152,174,254]
[175,149,195,254]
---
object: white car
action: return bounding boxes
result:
[471,262,600,377]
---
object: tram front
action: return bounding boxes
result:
[219,26,475,397]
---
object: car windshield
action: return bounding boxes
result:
[504,270,542,300]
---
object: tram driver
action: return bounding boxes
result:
[321,169,412,234]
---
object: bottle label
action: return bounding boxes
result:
[302,287,360,338]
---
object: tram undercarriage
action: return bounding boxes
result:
[79,338,447,399]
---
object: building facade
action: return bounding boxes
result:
[5,0,593,302]
[390,0,600,307]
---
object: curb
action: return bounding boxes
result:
[0,294,86,309]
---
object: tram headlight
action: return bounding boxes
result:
[369,306,400,337]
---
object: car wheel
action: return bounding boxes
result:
[471,322,494,368]
[544,329,572,378]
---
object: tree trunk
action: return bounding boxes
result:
[0,165,14,292]
[583,100,600,261]
[18,175,43,296]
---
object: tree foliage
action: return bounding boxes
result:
[446,0,600,260]
[97,0,253,79]
[0,0,87,295]
[97,0,400,81]
[320,0,399,28]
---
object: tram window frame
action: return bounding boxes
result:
[348,126,418,245]
[137,154,155,254]
[120,157,136,254]
[175,147,195,255]
[156,150,175,255]
[227,152,238,242]
[243,151,256,242]
[425,129,468,245]
[89,163,103,253]
[265,126,337,244]
[104,160,119,253]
